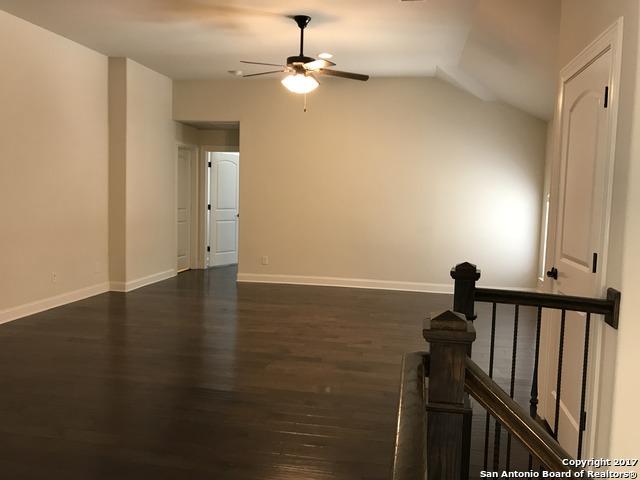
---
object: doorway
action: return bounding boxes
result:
[207,152,239,267]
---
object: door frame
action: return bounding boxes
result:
[201,145,240,268]
[176,143,201,270]
[540,18,623,458]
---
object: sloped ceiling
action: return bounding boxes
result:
[458,0,560,120]
[0,0,560,119]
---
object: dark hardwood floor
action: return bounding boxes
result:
[0,266,535,479]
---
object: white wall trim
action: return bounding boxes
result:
[238,273,452,293]
[176,142,201,270]
[1,269,179,325]
[237,273,534,294]
[0,282,110,325]
[110,269,176,292]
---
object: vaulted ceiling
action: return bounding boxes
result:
[0,0,560,119]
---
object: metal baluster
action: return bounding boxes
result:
[530,306,543,417]
[506,305,519,470]
[483,303,497,470]
[553,309,566,439]
[493,421,502,471]
[577,313,591,459]
[528,306,543,470]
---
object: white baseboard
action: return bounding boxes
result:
[0,282,110,325]
[110,268,176,292]
[1,269,531,326]
[236,273,535,294]
[237,273,454,294]
[1,269,178,326]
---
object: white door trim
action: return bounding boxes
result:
[201,145,240,269]
[543,17,623,458]
[176,143,201,270]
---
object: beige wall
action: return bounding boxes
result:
[199,128,239,148]
[0,11,109,318]
[175,122,199,145]
[109,58,127,284]
[125,60,175,283]
[108,58,176,287]
[546,0,640,460]
[174,78,547,289]
[0,12,176,314]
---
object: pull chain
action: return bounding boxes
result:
[304,93,308,113]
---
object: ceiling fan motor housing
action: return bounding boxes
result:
[287,55,315,66]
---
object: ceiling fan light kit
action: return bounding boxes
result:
[238,14,369,101]
[281,73,319,94]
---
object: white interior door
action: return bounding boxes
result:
[177,147,191,272]
[208,152,239,266]
[540,45,616,456]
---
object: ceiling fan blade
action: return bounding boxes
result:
[242,70,285,77]
[319,69,369,81]
[304,59,336,70]
[241,61,286,67]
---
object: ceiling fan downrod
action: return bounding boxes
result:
[294,15,311,56]
[287,15,314,66]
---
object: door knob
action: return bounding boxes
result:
[546,267,558,280]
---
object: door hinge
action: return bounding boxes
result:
[208,204,211,211]
[592,252,598,273]
[207,246,210,252]
[208,161,212,168]
[604,86,609,108]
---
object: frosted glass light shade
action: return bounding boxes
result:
[281,74,319,94]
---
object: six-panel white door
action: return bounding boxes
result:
[208,152,239,266]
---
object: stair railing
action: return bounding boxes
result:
[451,262,620,465]
[392,262,621,480]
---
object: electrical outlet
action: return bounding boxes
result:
[261,256,269,266]
[51,272,58,283]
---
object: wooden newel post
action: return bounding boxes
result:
[423,310,476,480]
[450,262,481,320]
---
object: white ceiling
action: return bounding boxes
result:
[0,0,560,119]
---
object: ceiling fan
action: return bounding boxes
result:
[239,15,370,94]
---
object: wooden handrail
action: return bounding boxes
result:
[474,287,621,329]
[391,352,428,480]
[451,262,621,329]
[464,357,576,472]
